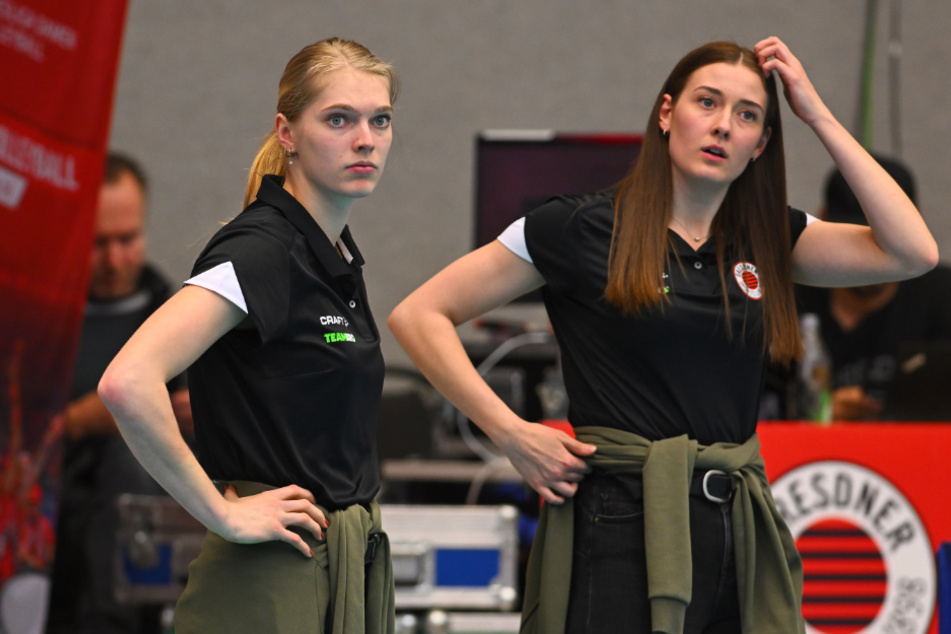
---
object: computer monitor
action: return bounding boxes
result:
[473,130,643,251]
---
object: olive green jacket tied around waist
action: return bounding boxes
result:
[519,428,804,634]
[177,481,395,634]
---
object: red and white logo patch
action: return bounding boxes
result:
[733,261,762,300]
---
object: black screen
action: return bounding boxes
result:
[473,131,643,250]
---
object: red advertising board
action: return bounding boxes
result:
[0,0,128,628]
[759,422,951,634]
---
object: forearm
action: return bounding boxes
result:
[99,363,227,534]
[810,113,938,275]
[388,305,524,447]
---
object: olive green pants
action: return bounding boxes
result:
[174,482,393,634]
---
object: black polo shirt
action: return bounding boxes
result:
[522,193,808,445]
[187,175,384,510]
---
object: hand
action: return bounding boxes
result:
[218,484,329,557]
[831,386,883,421]
[497,421,596,504]
[754,36,831,128]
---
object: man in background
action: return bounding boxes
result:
[796,156,951,420]
[46,153,191,634]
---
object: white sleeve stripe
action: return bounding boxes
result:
[184,261,248,313]
[497,217,532,263]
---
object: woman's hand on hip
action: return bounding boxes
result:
[219,484,328,557]
[498,421,596,505]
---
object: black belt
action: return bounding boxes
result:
[689,470,734,504]
[592,469,735,504]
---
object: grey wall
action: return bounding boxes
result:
[110,0,951,365]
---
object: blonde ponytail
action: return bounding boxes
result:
[244,132,286,208]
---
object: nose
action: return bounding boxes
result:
[353,121,374,152]
[100,239,124,269]
[713,112,731,139]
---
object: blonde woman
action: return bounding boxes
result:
[100,38,398,633]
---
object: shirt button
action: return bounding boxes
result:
[694,261,703,270]
[349,300,357,308]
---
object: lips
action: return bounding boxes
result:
[702,145,727,159]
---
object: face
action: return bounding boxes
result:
[659,62,771,191]
[89,171,146,300]
[278,67,393,206]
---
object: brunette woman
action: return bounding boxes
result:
[389,36,936,633]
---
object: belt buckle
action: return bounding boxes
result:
[702,469,733,504]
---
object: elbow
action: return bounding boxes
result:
[98,360,142,425]
[907,240,940,278]
[387,300,413,344]
[97,364,127,417]
[923,241,940,273]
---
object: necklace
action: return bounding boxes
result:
[671,217,707,242]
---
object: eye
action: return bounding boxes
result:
[372,113,392,128]
[699,97,715,108]
[739,110,759,123]
[327,114,347,127]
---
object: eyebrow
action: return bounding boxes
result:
[321,103,394,115]
[694,86,765,112]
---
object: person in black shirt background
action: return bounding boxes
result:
[797,156,951,420]
[47,152,192,634]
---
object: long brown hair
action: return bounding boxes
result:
[605,41,800,363]
[243,38,399,208]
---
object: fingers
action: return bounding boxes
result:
[538,487,565,505]
[564,437,598,457]
[539,480,580,505]
[272,483,317,505]
[285,510,326,542]
[281,530,315,558]
[282,499,329,539]
[753,36,798,76]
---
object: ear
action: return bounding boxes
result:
[658,94,673,135]
[753,125,772,161]
[275,113,295,153]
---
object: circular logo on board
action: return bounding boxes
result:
[732,261,762,300]
[771,461,935,634]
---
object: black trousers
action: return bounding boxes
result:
[565,472,741,633]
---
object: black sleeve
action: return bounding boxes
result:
[788,206,810,247]
[524,195,593,294]
[190,215,292,343]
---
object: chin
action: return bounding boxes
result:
[346,183,380,199]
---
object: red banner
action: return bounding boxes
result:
[0,0,128,626]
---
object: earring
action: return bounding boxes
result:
[662,128,669,138]
[284,149,296,166]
